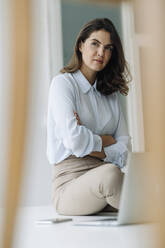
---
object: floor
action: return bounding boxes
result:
[5,205,160,248]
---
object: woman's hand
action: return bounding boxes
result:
[100,135,116,147]
[89,148,106,159]
[74,111,82,125]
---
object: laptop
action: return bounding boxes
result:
[73,152,159,226]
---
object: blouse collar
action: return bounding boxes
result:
[72,70,101,96]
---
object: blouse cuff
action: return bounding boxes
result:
[93,134,102,152]
[103,142,128,169]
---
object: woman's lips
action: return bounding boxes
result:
[94,59,103,64]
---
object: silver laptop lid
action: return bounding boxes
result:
[118,152,159,225]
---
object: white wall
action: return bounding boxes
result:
[16,0,62,206]
[121,2,145,152]
[19,0,63,206]
[0,0,63,208]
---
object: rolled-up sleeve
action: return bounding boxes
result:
[48,75,102,157]
[103,94,132,168]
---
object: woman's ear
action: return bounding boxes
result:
[79,41,84,53]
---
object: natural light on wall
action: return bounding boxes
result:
[121,1,145,152]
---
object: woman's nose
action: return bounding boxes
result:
[98,46,104,57]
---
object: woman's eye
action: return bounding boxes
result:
[106,46,114,52]
[91,42,98,46]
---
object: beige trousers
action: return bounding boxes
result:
[52,155,124,216]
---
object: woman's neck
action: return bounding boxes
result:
[80,66,97,85]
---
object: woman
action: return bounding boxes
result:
[47,18,132,215]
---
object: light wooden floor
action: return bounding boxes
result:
[6,206,160,248]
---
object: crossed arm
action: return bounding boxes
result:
[74,112,116,159]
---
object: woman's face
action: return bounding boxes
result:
[79,29,113,74]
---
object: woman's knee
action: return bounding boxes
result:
[98,164,124,196]
[100,164,123,182]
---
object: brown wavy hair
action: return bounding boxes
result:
[60,18,131,96]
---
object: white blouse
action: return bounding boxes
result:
[47,69,131,168]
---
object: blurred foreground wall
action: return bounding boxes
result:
[133,0,165,246]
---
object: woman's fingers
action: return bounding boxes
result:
[74,112,81,125]
[74,112,78,119]
[74,112,78,118]
[100,135,116,147]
